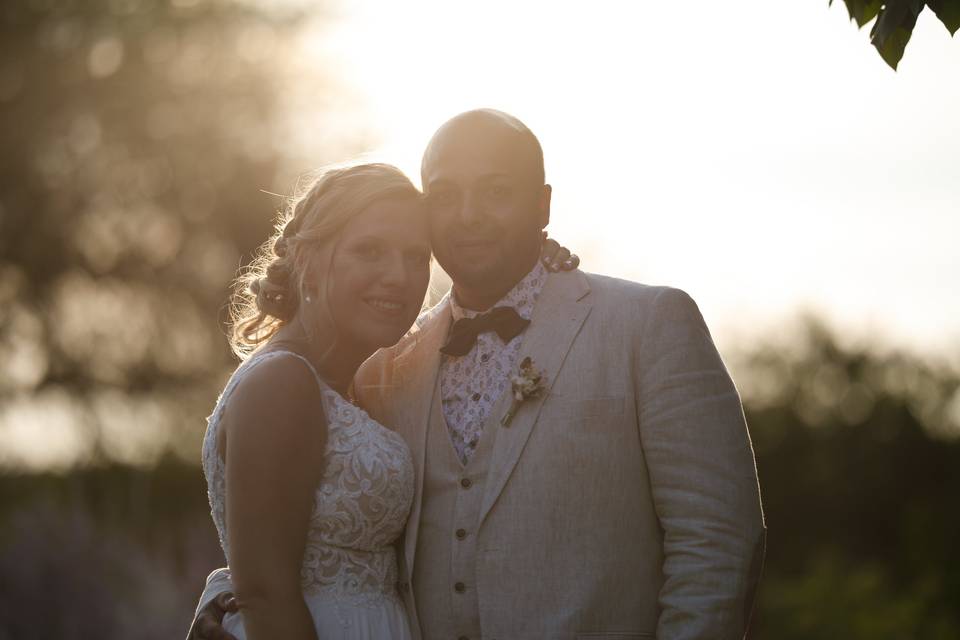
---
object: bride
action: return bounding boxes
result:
[198,162,573,640]
[202,163,427,639]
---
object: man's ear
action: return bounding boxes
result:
[538,184,552,229]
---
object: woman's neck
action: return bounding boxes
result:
[269,324,367,397]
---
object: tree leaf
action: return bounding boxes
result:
[926,0,960,35]
[833,0,885,27]
[870,0,924,69]
[855,0,885,26]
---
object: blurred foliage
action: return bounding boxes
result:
[0,0,364,470]
[831,0,960,69]
[727,318,960,638]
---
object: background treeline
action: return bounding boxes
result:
[2,328,958,639]
[1,1,958,638]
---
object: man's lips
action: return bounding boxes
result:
[454,238,496,250]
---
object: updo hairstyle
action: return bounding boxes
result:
[229,163,422,360]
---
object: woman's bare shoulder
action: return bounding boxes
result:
[223,352,327,434]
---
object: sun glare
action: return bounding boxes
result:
[297,0,960,356]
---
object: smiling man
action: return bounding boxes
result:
[190,109,765,640]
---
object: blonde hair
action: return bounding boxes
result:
[229,163,422,360]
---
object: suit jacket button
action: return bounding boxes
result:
[455,528,467,540]
[454,581,466,593]
[460,477,472,489]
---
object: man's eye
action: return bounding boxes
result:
[409,251,431,267]
[486,184,510,198]
[429,191,456,206]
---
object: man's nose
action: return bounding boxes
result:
[458,191,484,227]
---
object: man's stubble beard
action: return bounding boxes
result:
[441,234,542,309]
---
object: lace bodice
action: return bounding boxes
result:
[201,350,415,605]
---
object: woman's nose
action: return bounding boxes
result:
[378,252,410,287]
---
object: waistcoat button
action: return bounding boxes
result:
[454,581,466,593]
[455,528,467,540]
[460,477,472,489]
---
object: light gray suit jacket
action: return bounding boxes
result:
[354,269,766,640]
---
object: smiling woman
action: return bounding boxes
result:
[326,198,432,353]
[198,162,427,640]
[229,163,428,370]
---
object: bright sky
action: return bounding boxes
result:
[301,0,960,358]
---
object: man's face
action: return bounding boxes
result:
[422,124,549,300]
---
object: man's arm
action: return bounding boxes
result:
[634,287,765,640]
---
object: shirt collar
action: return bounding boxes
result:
[449,261,548,322]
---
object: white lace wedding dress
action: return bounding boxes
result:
[202,350,415,639]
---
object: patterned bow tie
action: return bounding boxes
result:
[439,306,531,357]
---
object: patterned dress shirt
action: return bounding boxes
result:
[440,262,547,465]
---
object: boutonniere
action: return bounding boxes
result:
[501,357,547,427]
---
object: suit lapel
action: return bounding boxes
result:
[392,299,452,575]
[479,271,593,526]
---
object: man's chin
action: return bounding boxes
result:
[441,260,503,289]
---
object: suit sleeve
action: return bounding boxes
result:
[193,567,234,618]
[634,287,765,640]
[354,347,395,425]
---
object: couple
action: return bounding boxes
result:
[190,109,766,640]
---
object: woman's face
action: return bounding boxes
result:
[323,197,431,356]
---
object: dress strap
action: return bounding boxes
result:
[247,349,331,394]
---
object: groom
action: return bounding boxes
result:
[191,109,765,639]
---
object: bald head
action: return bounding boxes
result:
[421,109,545,187]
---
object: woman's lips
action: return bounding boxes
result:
[364,297,406,318]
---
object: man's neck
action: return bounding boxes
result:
[452,253,540,312]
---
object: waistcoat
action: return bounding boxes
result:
[413,372,504,640]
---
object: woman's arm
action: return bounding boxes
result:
[222,355,328,640]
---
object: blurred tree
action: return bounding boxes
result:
[0,0,364,469]
[831,0,960,69]
[727,318,960,638]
